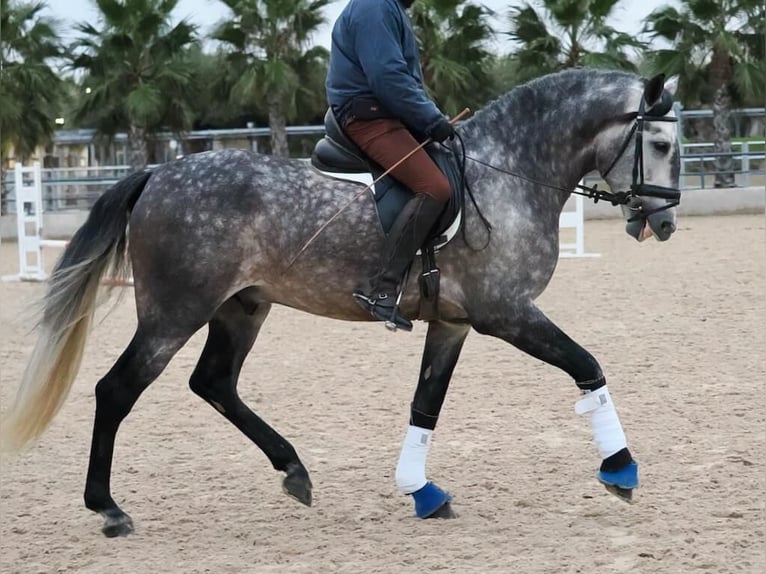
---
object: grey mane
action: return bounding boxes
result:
[460,68,643,180]
[464,68,641,139]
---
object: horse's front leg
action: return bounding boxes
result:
[472,302,638,502]
[396,320,470,518]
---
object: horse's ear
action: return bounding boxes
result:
[664,75,679,97]
[643,73,666,107]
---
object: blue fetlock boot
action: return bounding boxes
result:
[597,460,639,502]
[411,482,453,518]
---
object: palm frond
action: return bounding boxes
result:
[0,0,64,158]
[546,0,591,28]
[733,60,766,103]
[125,83,164,125]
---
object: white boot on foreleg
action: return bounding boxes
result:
[395,424,453,517]
[575,385,639,498]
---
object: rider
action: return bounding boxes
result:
[326,0,455,331]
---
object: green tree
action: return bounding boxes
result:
[644,0,766,187]
[0,0,63,160]
[187,47,249,130]
[409,0,496,116]
[213,0,329,158]
[0,0,64,213]
[486,53,533,98]
[506,0,644,84]
[69,0,199,169]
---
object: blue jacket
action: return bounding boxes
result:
[325,0,444,137]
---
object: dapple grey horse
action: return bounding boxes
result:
[0,69,680,536]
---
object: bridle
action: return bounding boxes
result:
[459,91,681,224]
[598,92,680,221]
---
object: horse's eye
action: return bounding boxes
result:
[653,141,671,154]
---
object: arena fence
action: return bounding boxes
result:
[2,164,598,282]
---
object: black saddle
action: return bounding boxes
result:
[311,109,463,238]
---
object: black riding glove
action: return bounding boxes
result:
[430,119,455,143]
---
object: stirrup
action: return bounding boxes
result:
[352,292,413,332]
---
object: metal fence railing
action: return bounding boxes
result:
[2,165,137,214]
[678,141,764,189]
[2,142,764,215]
[42,165,133,211]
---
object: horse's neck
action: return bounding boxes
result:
[460,88,607,213]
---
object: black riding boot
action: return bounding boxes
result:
[353,193,446,331]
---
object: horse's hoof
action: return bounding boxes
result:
[282,463,313,507]
[425,501,457,519]
[101,510,134,537]
[597,460,638,504]
[603,483,634,503]
[411,482,453,519]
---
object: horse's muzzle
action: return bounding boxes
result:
[625,212,676,242]
[647,210,677,241]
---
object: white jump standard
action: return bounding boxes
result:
[4,163,67,282]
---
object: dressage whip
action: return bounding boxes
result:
[284,107,471,272]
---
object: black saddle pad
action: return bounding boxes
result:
[311,109,463,238]
[371,143,462,237]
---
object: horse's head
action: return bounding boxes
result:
[595,74,680,242]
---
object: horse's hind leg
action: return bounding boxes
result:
[188,292,312,506]
[84,327,191,537]
[472,302,637,502]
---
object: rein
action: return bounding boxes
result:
[461,152,631,205]
[459,97,681,224]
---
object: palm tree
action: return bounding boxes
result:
[506,0,644,84]
[187,47,248,130]
[69,0,200,170]
[644,0,766,187]
[0,0,63,212]
[409,0,496,116]
[213,0,329,158]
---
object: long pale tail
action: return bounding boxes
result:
[0,171,152,452]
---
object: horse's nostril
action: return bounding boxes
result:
[661,221,676,234]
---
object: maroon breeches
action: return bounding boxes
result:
[344,119,451,203]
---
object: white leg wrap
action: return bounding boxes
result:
[395,425,433,495]
[575,385,627,459]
